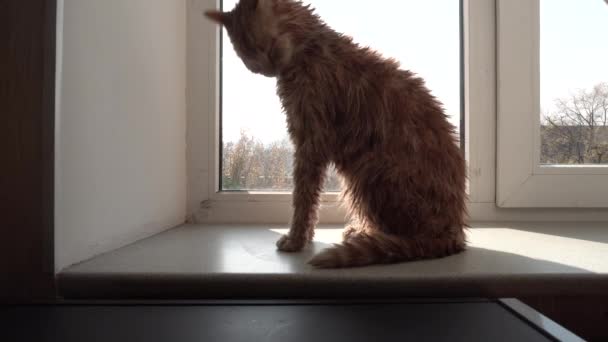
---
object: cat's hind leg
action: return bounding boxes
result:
[309,229,466,268]
[342,216,374,241]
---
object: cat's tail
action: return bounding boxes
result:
[308,229,466,268]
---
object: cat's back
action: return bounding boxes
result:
[278,33,452,144]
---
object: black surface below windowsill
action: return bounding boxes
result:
[0,299,582,342]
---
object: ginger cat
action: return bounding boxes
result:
[206,0,467,268]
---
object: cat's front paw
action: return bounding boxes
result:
[276,234,308,252]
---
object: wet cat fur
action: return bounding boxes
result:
[206,0,467,268]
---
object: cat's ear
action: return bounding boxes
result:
[204,10,230,25]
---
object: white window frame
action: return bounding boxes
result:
[187,0,608,223]
[496,0,608,208]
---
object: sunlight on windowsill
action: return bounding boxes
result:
[58,222,608,299]
[270,225,608,273]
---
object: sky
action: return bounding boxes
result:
[221,0,608,144]
[540,0,608,115]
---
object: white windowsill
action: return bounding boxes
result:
[58,222,608,299]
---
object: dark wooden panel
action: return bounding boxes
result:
[0,0,56,301]
[521,296,608,342]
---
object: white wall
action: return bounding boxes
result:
[55,0,187,271]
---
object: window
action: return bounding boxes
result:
[497,0,608,207]
[220,0,462,192]
[191,0,608,222]
[539,0,608,165]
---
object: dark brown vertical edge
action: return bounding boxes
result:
[42,0,57,301]
[0,0,56,301]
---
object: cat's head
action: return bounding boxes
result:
[205,0,297,77]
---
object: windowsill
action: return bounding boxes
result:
[57,222,608,299]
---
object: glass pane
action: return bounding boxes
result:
[540,0,608,165]
[222,0,462,191]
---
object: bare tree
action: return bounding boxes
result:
[541,83,608,164]
[222,130,256,189]
[222,132,342,191]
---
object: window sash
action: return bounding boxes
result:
[496,0,608,208]
[218,0,465,193]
